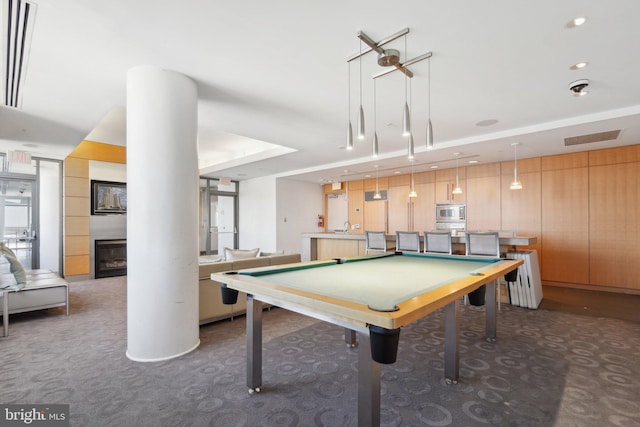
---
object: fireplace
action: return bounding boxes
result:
[95,239,127,278]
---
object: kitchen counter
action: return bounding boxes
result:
[301,232,537,261]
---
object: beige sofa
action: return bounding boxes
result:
[198,253,301,325]
[2,269,69,336]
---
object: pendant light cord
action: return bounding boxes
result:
[359,39,362,108]
[348,61,351,122]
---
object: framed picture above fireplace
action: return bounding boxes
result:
[91,180,127,215]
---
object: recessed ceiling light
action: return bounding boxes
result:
[394,171,401,174]
[430,165,438,169]
[468,160,478,164]
[570,61,588,70]
[568,16,587,27]
[476,119,498,127]
[364,174,371,178]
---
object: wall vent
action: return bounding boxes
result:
[564,130,621,146]
[1,0,37,109]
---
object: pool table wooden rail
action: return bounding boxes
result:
[212,256,523,331]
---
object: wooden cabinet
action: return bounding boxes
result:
[388,172,435,233]
[541,153,589,285]
[435,168,466,203]
[588,146,639,290]
[412,182,436,232]
[466,163,501,231]
[388,186,410,232]
[363,200,387,232]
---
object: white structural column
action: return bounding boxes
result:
[126,66,200,361]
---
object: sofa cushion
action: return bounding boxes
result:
[199,255,223,264]
[224,247,259,261]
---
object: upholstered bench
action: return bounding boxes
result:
[1,269,69,337]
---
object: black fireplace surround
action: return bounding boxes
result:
[95,239,127,278]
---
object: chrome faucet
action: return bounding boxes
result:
[343,221,351,233]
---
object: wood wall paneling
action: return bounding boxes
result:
[363,200,387,232]
[412,182,436,232]
[64,196,90,216]
[65,235,90,256]
[589,145,639,166]
[347,183,364,234]
[317,239,360,260]
[64,255,90,276]
[65,177,89,198]
[389,174,411,187]
[541,161,589,284]
[466,175,501,231]
[500,158,542,265]
[589,162,639,289]
[64,217,90,236]
[388,186,410,233]
[64,157,89,178]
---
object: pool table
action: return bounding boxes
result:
[213,252,522,427]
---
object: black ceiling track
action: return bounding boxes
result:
[3,0,36,109]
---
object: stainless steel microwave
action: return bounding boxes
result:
[435,203,466,222]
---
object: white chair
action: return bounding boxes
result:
[365,231,387,254]
[424,231,452,255]
[466,232,505,310]
[395,231,420,253]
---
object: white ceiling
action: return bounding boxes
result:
[2,0,640,183]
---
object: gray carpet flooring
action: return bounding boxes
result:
[1,277,639,426]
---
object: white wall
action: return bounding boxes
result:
[276,178,323,254]
[39,161,61,273]
[239,176,323,255]
[239,176,277,252]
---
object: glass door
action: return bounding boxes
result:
[199,178,238,255]
[0,177,37,269]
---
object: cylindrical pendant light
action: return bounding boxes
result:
[452,152,463,195]
[426,58,434,150]
[408,134,415,160]
[373,165,382,199]
[372,79,379,158]
[346,62,353,150]
[357,39,365,140]
[510,142,523,190]
[408,161,417,198]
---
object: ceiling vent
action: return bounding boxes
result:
[564,130,621,146]
[1,0,37,109]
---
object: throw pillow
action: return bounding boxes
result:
[224,247,259,261]
[0,255,16,289]
[0,253,26,290]
[0,242,17,258]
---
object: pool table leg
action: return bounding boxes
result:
[485,280,497,342]
[344,328,357,347]
[444,300,459,384]
[357,331,381,427]
[246,295,263,393]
